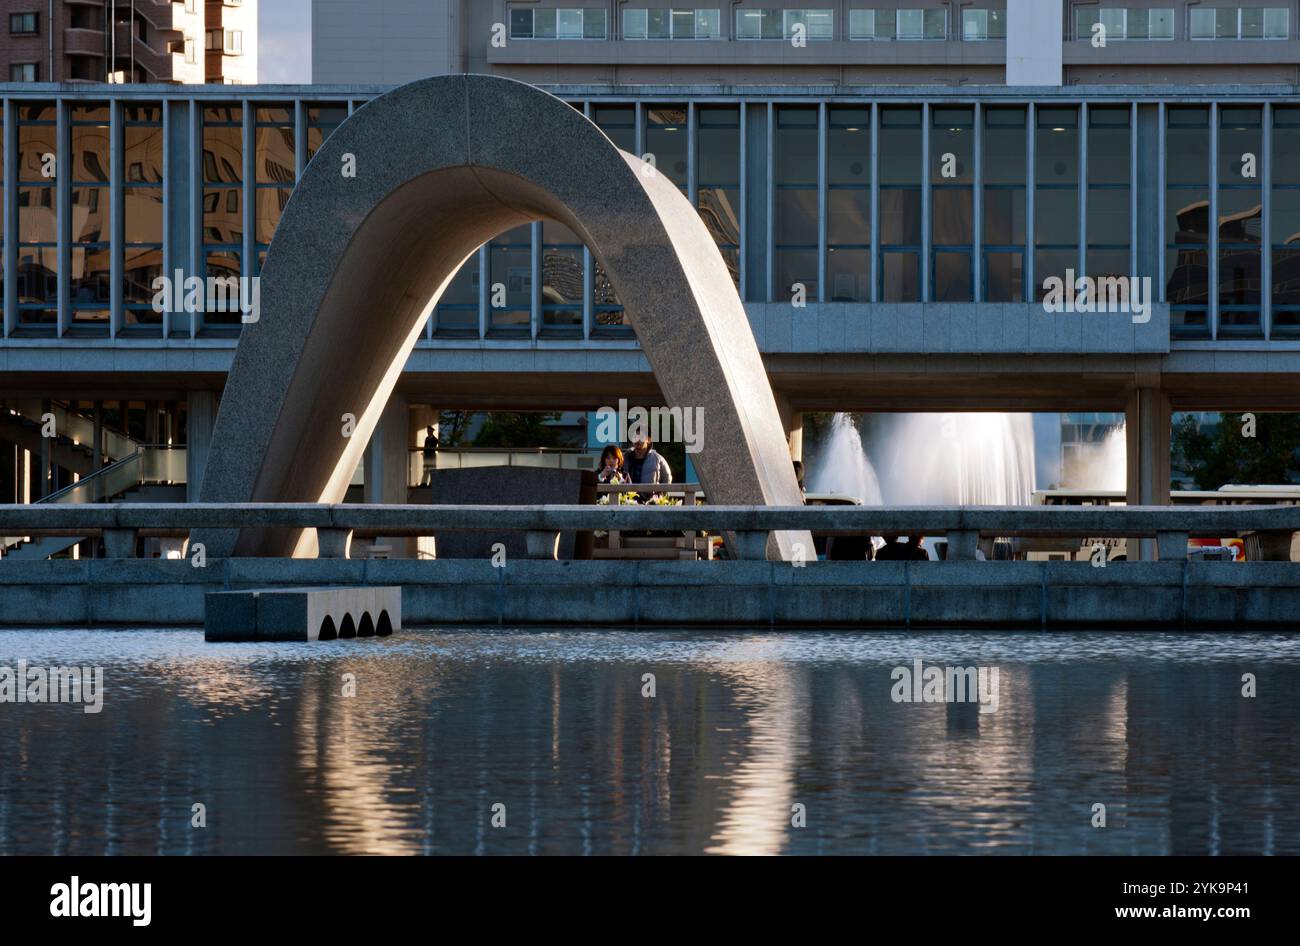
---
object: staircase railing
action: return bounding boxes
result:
[1,446,187,555]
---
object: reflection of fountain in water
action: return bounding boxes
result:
[808,413,884,504]
[811,412,1038,506]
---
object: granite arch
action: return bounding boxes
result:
[198,75,808,559]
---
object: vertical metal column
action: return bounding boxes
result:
[766,101,775,303]
[1209,101,1219,339]
[110,98,124,339]
[3,99,17,338]
[1079,102,1088,281]
[921,102,931,302]
[242,99,255,285]
[973,101,983,302]
[1157,102,1166,301]
[582,101,593,339]
[1130,102,1138,288]
[56,99,70,337]
[478,245,489,340]
[1263,101,1273,340]
[188,98,201,339]
[1026,102,1036,300]
[739,98,748,300]
[870,101,879,302]
[530,220,541,340]
[817,100,828,303]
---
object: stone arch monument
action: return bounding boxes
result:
[198,75,807,559]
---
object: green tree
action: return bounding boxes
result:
[1172,412,1300,490]
[472,412,563,448]
[436,410,473,447]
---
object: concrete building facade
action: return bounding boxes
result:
[313,1,1300,87]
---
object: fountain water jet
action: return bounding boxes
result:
[810,413,1037,506]
[808,413,884,504]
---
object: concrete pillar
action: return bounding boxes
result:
[1125,388,1172,560]
[1006,0,1064,86]
[364,392,413,557]
[186,391,217,502]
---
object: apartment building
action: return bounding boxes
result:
[205,0,257,84]
[0,0,255,84]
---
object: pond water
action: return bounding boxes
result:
[0,628,1297,855]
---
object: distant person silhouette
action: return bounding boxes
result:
[875,535,928,561]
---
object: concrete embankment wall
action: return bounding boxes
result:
[1,560,1298,629]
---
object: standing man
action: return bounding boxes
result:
[625,437,672,501]
[421,425,440,486]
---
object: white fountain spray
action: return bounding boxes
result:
[811,413,1038,506]
[875,413,1037,506]
[1064,422,1127,492]
[808,413,884,505]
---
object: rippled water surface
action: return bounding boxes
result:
[1,628,1298,855]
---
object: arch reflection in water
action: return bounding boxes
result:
[0,629,1296,854]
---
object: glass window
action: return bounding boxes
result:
[1218,107,1262,336]
[255,107,295,252]
[828,107,870,302]
[1272,106,1300,336]
[1189,8,1215,38]
[435,255,479,337]
[509,8,533,38]
[1166,106,1211,337]
[541,220,584,336]
[1087,107,1131,285]
[736,9,782,38]
[1265,8,1289,38]
[487,224,532,336]
[880,106,921,301]
[123,104,163,329]
[70,105,111,332]
[593,106,636,332]
[697,106,741,288]
[983,107,1026,302]
[307,103,347,162]
[1191,7,1287,39]
[645,107,688,191]
[201,106,244,329]
[849,9,875,39]
[16,103,56,329]
[775,106,819,301]
[932,107,974,301]
[784,9,834,40]
[557,9,583,39]
[647,8,670,38]
[962,9,1005,40]
[897,8,946,39]
[1035,107,1079,301]
[623,8,648,38]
